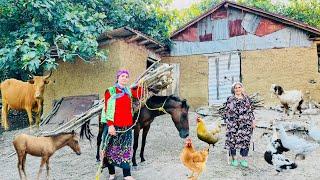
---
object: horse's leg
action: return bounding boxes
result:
[1,101,9,130]
[37,157,47,180]
[132,126,140,166]
[46,158,50,180]
[22,153,27,179]
[140,124,151,163]
[16,152,23,180]
[96,120,103,162]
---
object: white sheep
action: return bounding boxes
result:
[270,84,304,117]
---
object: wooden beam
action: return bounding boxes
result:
[146,44,159,49]
[155,47,165,53]
[126,35,141,43]
[138,39,150,45]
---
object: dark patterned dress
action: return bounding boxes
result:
[101,126,133,169]
[223,95,255,151]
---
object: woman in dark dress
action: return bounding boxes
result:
[223,82,256,168]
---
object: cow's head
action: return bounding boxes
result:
[28,71,52,99]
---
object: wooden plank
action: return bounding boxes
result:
[138,39,150,45]
[126,35,141,43]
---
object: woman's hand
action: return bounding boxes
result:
[252,120,256,129]
[108,125,116,136]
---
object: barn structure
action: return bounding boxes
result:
[162,0,320,108]
[43,27,167,114]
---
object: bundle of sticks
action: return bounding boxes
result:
[211,93,264,117]
[135,62,174,94]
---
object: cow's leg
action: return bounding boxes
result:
[25,107,33,130]
[35,113,41,128]
[132,126,141,166]
[140,124,151,163]
[1,101,9,130]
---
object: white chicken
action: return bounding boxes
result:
[308,120,320,143]
[278,123,319,159]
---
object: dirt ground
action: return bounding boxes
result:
[1,109,320,180]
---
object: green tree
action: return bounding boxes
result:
[0,0,174,80]
[0,0,109,80]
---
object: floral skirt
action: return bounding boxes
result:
[101,126,133,169]
[225,118,253,150]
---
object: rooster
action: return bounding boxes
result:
[196,117,221,146]
[180,138,209,180]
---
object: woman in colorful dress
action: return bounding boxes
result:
[101,69,143,180]
[223,82,256,168]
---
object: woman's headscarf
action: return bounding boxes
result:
[231,82,244,94]
[116,69,129,80]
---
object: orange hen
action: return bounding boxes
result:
[180,138,209,180]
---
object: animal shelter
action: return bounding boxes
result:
[162,1,320,107]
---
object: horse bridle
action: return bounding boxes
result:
[144,96,170,114]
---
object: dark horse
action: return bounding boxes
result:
[80,95,190,166]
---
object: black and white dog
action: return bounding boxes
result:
[270,84,304,116]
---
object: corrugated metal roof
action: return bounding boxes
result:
[242,13,260,34]
[170,27,311,56]
[213,19,229,40]
[171,0,320,39]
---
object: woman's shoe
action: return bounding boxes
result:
[240,160,248,168]
[124,176,135,180]
[231,160,238,167]
[109,174,115,180]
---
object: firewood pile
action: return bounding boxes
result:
[137,63,174,94]
[210,93,264,117]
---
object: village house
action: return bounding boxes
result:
[162,0,320,109]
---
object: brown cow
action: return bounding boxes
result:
[0,71,52,130]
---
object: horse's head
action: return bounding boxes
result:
[164,95,190,138]
[67,131,81,155]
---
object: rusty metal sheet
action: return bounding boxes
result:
[229,19,247,37]
[47,95,99,125]
[255,18,285,37]
[172,24,198,42]
[198,16,214,42]
[211,8,227,20]
[199,33,213,42]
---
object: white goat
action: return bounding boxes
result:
[270,84,304,116]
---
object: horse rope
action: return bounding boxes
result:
[144,96,170,114]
